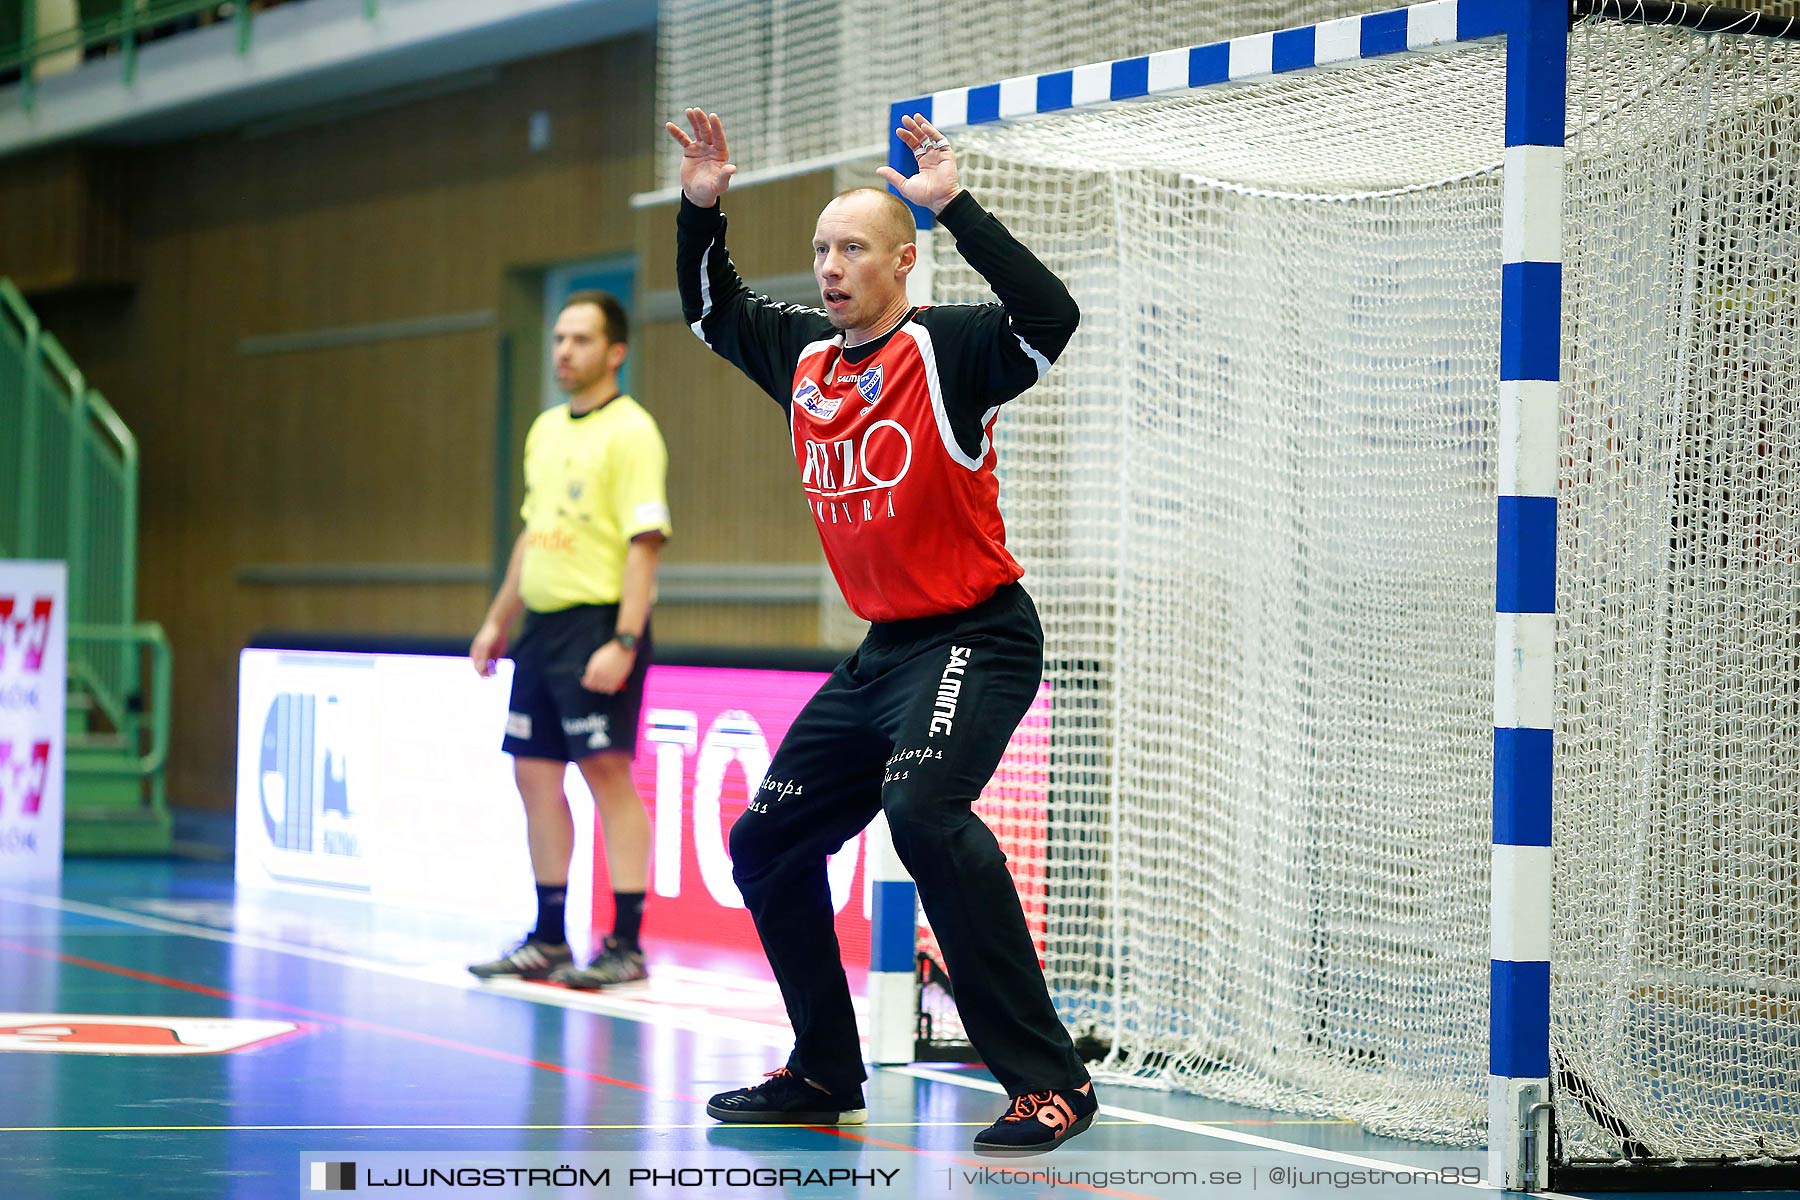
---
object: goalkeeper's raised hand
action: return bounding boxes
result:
[875,112,963,216]
[665,108,738,208]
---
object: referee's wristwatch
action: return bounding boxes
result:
[611,631,640,653]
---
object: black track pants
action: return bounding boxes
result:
[728,582,1088,1097]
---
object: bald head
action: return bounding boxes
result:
[812,187,920,340]
[821,187,917,251]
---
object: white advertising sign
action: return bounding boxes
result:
[0,561,66,883]
[234,650,581,932]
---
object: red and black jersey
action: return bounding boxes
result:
[676,190,1079,623]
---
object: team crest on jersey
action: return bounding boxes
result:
[793,378,843,421]
[855,363,884,407]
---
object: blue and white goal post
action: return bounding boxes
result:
[870,0,1800,1193]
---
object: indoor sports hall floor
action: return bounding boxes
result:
[1,858,1792,1200]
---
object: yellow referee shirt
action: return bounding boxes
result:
[518,395,672,613]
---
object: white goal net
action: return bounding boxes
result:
[923,14,1800,1162]
[653,0,1412,190]
[653,1,1800,191]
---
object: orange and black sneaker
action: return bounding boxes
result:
[972,1081,1098,1155]
[705,1067,868,1125]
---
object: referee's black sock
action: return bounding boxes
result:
[532,883,568,947]
[611,891,646,951]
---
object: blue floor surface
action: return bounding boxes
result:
[0,859,1792,1200]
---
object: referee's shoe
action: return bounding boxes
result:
[550,937,648,989]
[467,938,574,981]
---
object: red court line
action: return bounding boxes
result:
[0,938,681,1098]
[3,935,1144,1184]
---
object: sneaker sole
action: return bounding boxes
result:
[706,1104,868,1126]
[468,968,565,982]
[554,974,649,991]
[971,1112,1095,1156]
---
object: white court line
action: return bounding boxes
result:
[888,1067,1583,1198]
[3,1120,988,1132]
[3,886,1582,1195]
[0,886,796,1051]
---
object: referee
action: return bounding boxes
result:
[668,109,1096,1155]
[467,290,672,991]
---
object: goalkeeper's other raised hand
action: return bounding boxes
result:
[875,112,963,216]
[665,108,738,208]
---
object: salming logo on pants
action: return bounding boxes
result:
[928,646,972,738]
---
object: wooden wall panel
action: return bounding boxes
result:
[637,173,833,289]
[636,321,820,563]
[21,37,864,812]
[0,147,134,293]
[31,38,660,810]
[653,603,821,648]
[631,173,837,565]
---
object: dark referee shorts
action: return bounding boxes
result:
[501,604,651,762]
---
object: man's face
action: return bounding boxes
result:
[553,303,624,394]
[813,195,912,332]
